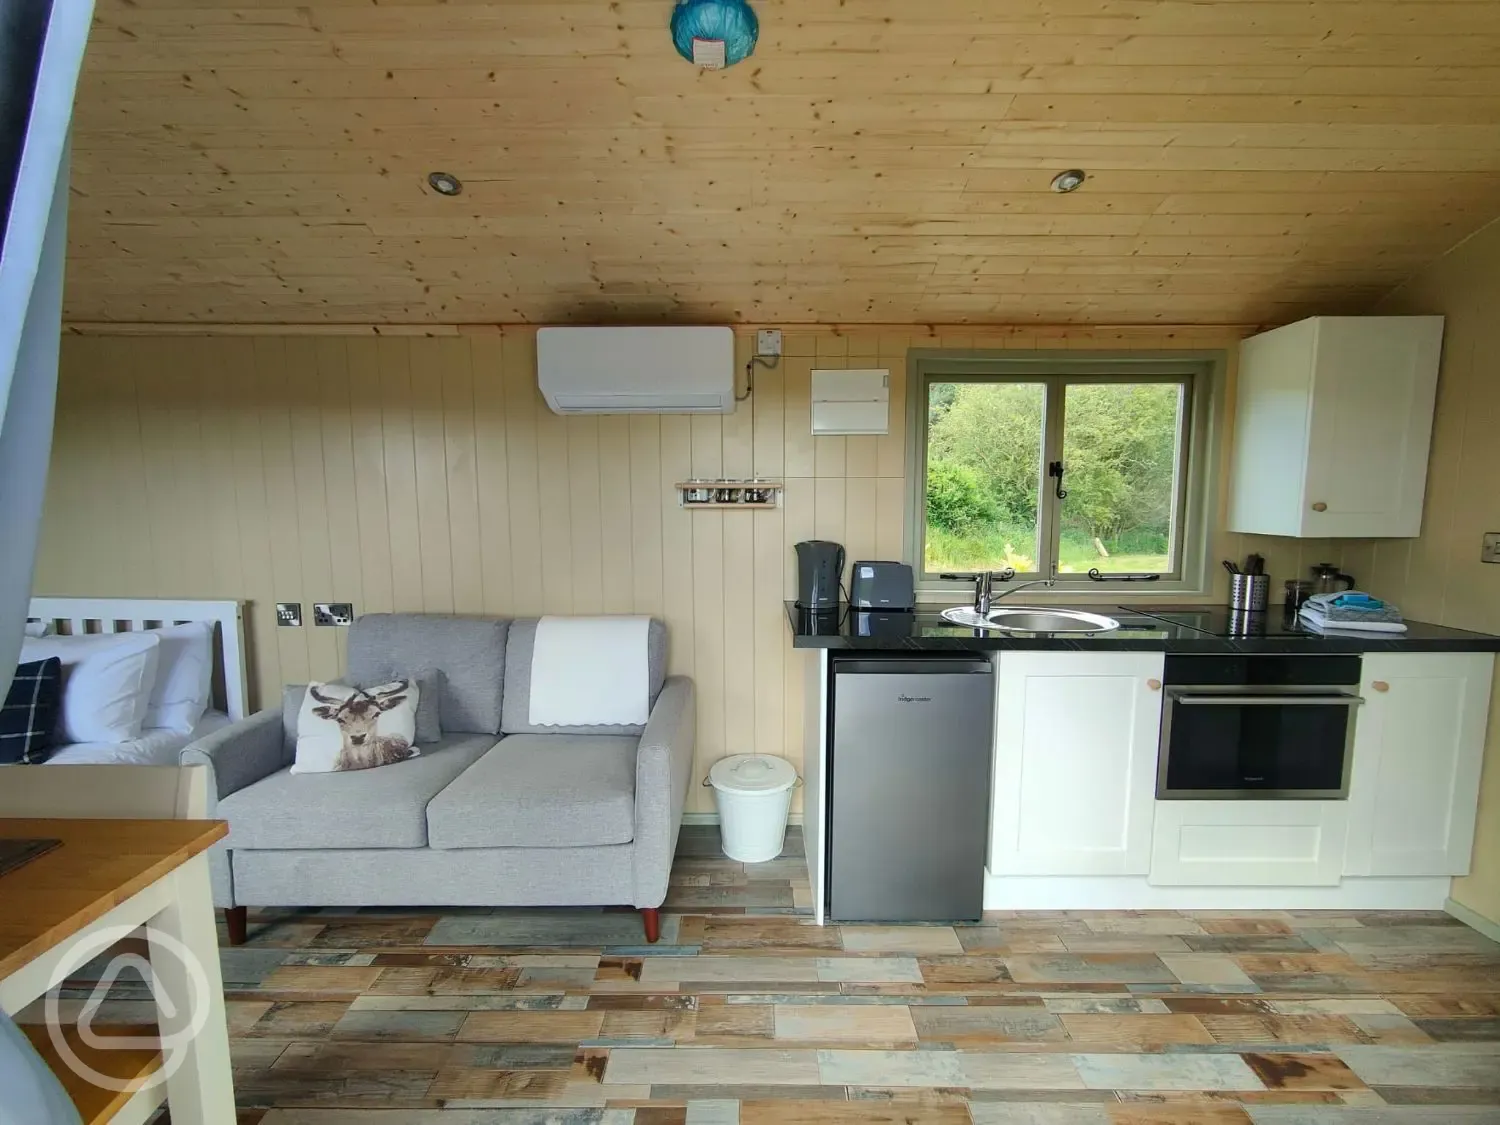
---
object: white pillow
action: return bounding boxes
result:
[292,680,421,774]
[19,632,161,744]
[142,621,214,734]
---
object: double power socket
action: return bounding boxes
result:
[276,602,353,627]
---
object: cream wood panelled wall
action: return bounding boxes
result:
[36,325,1240,814]
[1360,218,1500,927]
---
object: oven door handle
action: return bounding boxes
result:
[1171,693,1365,707]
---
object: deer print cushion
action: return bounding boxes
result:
[292,679,421,774]
[355,671,442,745]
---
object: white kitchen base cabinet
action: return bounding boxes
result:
[1227,315,1443,539]
[1150,801,1349,886]
[1343,651,1495,878]
[989,651,1164,877]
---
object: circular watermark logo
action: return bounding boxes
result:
[43,924,213,1093]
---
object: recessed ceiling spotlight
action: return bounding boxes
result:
[1050,169,1087,193]
[427,171,463,197]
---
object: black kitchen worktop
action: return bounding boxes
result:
[785,602,1500,653]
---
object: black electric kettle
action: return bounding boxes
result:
[794,540,845,611]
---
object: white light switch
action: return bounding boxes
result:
[756,329,782,357]
[1483,532,1500,564]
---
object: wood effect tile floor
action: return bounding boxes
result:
[47,830,1500,1124]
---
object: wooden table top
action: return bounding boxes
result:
[0,819,227,982]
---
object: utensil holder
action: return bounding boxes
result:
[1228,573,1270,612]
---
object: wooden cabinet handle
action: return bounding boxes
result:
[1372,680,1390,693]
[1311,501,1328,512]
[1147,678,1162,691]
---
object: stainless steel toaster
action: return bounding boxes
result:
[848,561,915,610]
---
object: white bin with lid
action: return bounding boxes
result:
[705,754,800,863]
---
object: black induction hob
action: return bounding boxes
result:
[1130,605,1316,639]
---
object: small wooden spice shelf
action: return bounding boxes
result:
[679,501,780,510]
[675,480,783,509]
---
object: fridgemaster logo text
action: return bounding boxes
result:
[896,695,932,703]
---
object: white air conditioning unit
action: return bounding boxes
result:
[536,326,736,414]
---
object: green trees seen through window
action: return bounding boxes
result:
[925,380,1184,575]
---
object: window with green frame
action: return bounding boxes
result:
[907,354,1220,590]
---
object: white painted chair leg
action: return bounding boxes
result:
[148,854,235,1124]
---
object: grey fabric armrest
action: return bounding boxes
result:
[180,707,287,910]
[179,707,286,807]
[632,676,695,908]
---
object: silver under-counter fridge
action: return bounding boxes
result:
[827,653,994,922]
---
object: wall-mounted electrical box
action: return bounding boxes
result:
[811,368,889,435]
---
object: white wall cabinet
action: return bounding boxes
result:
[1344,652,1495,878]
[1150,800,1349,886]
[1227,315,1443,538]
[989,651,1164,876]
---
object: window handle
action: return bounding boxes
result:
[1048,460,1068,499]
[1086,569,1161,582]
[938,569,1016,583]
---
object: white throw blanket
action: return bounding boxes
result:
[528,616,651,727]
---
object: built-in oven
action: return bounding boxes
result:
[1157,654,1364,800]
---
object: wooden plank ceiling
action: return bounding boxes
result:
[69,0,1500,327]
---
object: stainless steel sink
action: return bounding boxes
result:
[940,606,1121,633]
[939,606,996,629]
[989,607,1120,633]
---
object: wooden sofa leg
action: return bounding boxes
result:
[640,907,660,944]
[224,906,248,946]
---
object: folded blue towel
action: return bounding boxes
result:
[1298,605,1408,634]
[1307,590,1384,610]
[1304,590,1403,624]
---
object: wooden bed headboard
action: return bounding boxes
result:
[26,597,249,721]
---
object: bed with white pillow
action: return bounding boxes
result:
[42,709,236,766]
[17,598,247,767]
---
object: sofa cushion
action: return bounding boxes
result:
[293,680,420,774]
[501,619,666,736]
[427,734,637,849]
[282,684,305,751]
[284,679,441,749]
[347,614,508,735]
[220,734,495,850]
[1,657,62,764]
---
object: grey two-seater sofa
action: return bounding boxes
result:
[182,613,695,944]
